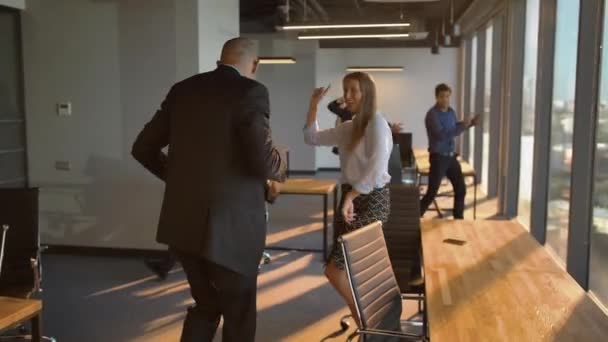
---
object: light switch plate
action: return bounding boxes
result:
[55,161,71,171]
[57,102,71,116]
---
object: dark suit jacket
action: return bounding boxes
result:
[132,65,286,276]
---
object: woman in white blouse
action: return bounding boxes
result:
[304,72,393,324]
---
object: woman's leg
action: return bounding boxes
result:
[325,259,360,327]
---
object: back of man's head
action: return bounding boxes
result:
[219,37,259,78]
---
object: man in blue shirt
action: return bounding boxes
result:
[420,83,480,219]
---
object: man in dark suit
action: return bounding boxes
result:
[132,37,286,342]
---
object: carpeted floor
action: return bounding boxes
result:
[16,173,495,341]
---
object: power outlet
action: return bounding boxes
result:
[57,102,72,116]
[55,161,71,171]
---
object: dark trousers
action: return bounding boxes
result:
[420,154,467,219]
[173,250,258,342]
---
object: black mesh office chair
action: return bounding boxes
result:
[340,221,426,341]
[0,188,56,342]
[384,184,425,312]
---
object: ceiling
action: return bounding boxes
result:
[240,0,474,48]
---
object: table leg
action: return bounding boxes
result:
[323,194,328,261]
[474,175,477,220]
[333,187,338,218]
[333,187,338,241]
[433,199,443,218]
[31,314,41,342]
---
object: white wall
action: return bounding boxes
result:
[252,35,318,172]
[250,40,460,171]
[0,0,25,10]
[21,0,238,249]
[316,48,460,168]
[198,0,239,72]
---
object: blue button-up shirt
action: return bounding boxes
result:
[425,105,466,154]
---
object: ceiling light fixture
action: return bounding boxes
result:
[442,15,451,46]
[283,22,411,30]
[298,33,410,40]
[257,57,297,64]
[346,66,404,72]
[450,0,461,37]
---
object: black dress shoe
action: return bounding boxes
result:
[145,259,171,280]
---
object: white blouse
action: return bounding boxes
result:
[304,113,393,194]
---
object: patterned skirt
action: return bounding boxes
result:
[328,184,390,270]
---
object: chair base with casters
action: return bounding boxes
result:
[339,314,351,332]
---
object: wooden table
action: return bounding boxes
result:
[0,296,42,341]
[415,149,478,219]
[421,220,608,341]
[275,178,338,260]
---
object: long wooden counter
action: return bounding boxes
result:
[421,219,608,341]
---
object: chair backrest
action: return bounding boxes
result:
[383,184,422,292]
[340,221,402,331]
[388,144,403,184]
[395,133,413,168]
[0,188,39,293]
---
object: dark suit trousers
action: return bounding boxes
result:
[173,250,258,342]
[420,154,467,219]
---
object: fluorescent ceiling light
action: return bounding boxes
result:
[346,66,404,72]
[364,0,439,2]
[299,33,410,40]
[258,57,296,64]
[283,23,410,30]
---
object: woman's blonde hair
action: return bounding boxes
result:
[344,72,377,151]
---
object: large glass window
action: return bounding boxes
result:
[469,35,477,166]
[482,25,493,195]
[518,0,540,230]
[590,0,608,309]
[546,0,580,262]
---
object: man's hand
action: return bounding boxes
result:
[470,114,482,127]
[268,180,281,198]
[265,180,281,204]
[390,122,404,134]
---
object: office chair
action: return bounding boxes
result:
[337,145,424,334]
[0,188,56,342]
[384,184,425,314]
[340,221,427,341]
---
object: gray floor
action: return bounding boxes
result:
[20,173,489,341]
[38,251,354,342]
[26,174,362,342]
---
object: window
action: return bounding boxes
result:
[482,25,493,195]
[590,0,608,309]
[469,35,478,166]
[0,8,27,187]
[518,0,540,230]
[546,0,580,262]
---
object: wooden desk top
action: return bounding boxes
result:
[421,220,608,342]
[0,296,41,331]
[280,178,337,195]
